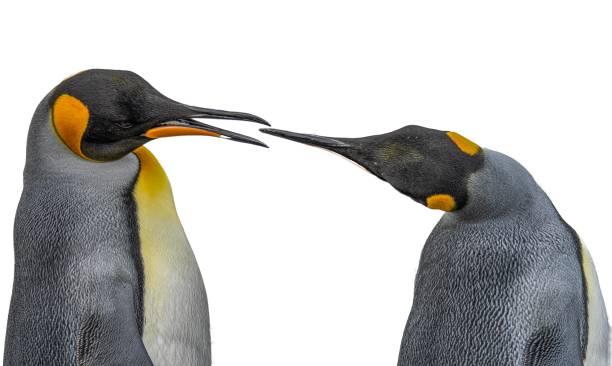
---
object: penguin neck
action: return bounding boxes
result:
[23,95,138,185]
[132,146,177,212]
[446,149,556,224]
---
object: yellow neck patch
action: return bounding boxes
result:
[52,94,91,160]
[446,131,481,156]
[132,146,182,313]
[133,146,174,203]
[426,194,456,212]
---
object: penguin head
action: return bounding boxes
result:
[261,125,484,212]
[48,69,268,161]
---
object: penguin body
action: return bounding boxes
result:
[6,96,153,365]
[261,126,610,366]
[399,149,604,365]
[5,70,267,365]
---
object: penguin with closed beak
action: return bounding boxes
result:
[261,125,610,365]
[5,69,269,366]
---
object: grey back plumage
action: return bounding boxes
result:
[398,149,608,365]
[5,94,151,365]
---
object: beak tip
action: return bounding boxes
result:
[258,118,272,127]
[259,128,280,136]
[238,112,270,126]
[229,136,269,149]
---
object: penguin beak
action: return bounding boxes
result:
[259,128,351,149]
[144,105,270,148]
[260,127,392,184]
[259,127,382,171]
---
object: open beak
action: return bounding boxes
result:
[145,105,270,148]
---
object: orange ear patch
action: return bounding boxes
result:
[52,94,90,159]
[426,194,456,212]
[446,131,481,156]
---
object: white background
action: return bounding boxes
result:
[1,1,611,365]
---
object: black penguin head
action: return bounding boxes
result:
[49,69,268,161]
[261,125,484,212]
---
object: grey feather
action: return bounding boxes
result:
[398,149,608,365]
[4,94,152,365]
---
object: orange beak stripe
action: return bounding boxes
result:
[145,126,222,139]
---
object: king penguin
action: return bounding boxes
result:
[5,69,269,366]
[261,125,610,365]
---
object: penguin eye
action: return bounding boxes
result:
[114,99,139,129]
[116,119,134,129]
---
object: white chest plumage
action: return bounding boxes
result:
[580,242,610,366]
[133,147,211,366]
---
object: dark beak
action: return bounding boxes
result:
[186,105,270,126]
[260,128,386,177]
[145,105,270,148]
[259,128,351,149]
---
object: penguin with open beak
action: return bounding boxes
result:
[5,69,268,366]
[261,126,610,365]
